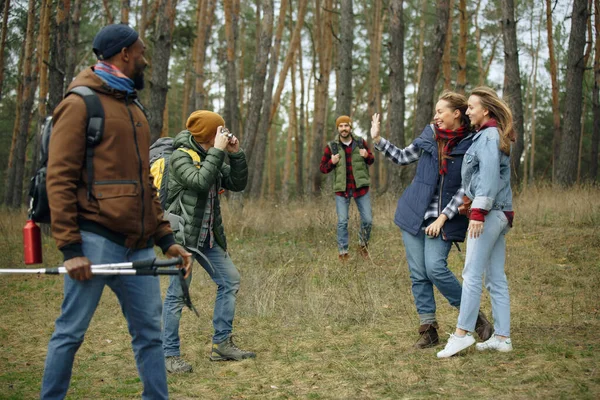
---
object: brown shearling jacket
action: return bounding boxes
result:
[47,67,174,260]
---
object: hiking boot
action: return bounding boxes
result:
[165,356,193,373]
[436,333,475,358]
[476,335,513,352]
[339,253,350,262]
[475,310,493,341]
[358,245,369,259]
[415,323,439,349]
[210,336,256,361]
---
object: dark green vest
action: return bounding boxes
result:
[328,135,371,192]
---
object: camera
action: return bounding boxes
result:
[221,127,233,140]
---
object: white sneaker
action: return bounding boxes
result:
[436,333,476,358]
[475,335,513,352]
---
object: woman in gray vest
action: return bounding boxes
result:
[371,91,492,349]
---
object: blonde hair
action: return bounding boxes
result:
[470,86,515,155]
[438,90,470,128]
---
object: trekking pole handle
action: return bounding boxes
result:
[131,257,183,269]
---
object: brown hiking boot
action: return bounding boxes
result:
[475,310,493,341]
[358,245,369,259]
[415,323,439,349]
[339,253,350,262]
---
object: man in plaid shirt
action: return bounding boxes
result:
[320,115,375,261]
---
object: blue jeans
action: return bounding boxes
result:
[457,210,511,336]
[41,231,167,400]
[162,244,240,356]
[401,226,462,324]
[335,192,373,254]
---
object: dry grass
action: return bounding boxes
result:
[1,185,599,399]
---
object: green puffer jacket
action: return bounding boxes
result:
[165,130,248,251]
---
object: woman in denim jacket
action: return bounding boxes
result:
[438,87,516,358]
[371,91,492,348]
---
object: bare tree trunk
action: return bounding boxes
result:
[223,0,240,135]
[0,0,10,102]
[577,4,593,184]
[194,0,216,110]
[47,0,72,114]
[102,0,114,24]
[386,0,405,194]
[65,0,82,87]
[412,0,449,138]
[442,0,455,90]
[592,0,600,181]
[336,0,352,116]
[528,10,541,185]
[501,0,525,184]
[456,0,467,94]
[248,0,295,197]
[310,0,334,195]
[556,0,589,186]
[242,0,274,163]
[411,0,428,126]
[282,54,298,200]
[296,31,306,198]
[546,0,561,182]
[5,0,38,207]
[148,0,177,143]
[121,0,130,23]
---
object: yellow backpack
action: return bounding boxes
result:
[149,138,201,208]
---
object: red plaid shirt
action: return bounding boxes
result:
[320,138,375,198]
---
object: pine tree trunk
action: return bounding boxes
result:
[528,10,541,185]
[336,0,352,116]
[223,0,240,135]
[242,0,274,163]
[5,0,38,207]
[442,0,455,90]
[0,0,10,102]
[591,0,600,181]
[47,0,71,114]
[546,0,561,182]
[247,0,294,197]
[556,0,589,186]
[65,0,82,87]
[500,0,525,185]
[296,32,306,198]
[102,0,114,24]
[577,7,593,184]
[121,0,130,23]
[412,0,449,138]
[456,0,467,94]
[309,0,334,195]
[386,0,405,194]
[194,0,216,111]
[411,0,428,123]
[148,0,177,143]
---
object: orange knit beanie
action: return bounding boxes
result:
[186,110,225,143]
[336,115,352,128]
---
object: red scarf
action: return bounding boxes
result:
[435,125,469,175]
[476,118,498,131]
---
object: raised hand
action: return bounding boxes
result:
[370,113,381,143]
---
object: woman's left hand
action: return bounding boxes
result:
[468,220,484,239]
[425,215,448,238]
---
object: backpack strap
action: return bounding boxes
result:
[67,86,105,201]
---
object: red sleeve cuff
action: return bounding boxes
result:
[470,208,488,222]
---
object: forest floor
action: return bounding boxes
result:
[0,186,599,399]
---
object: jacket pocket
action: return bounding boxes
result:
[92,180,140,230]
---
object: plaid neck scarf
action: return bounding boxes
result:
[94,61,135,94]
[477,118,498,131]
[435,125,468,175]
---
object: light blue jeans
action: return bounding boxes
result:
[401,226,462,324]
[335,192,373,254]
[457,210,511,337]
[162,244,240,356]
[41,231,167,400]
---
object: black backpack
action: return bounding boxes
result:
[28,86,105,223]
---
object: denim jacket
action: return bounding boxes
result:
[462,126,513,211]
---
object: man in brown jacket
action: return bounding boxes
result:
[40,24,191,400]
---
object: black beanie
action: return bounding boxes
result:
[93,24,139,60]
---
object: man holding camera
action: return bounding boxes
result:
[161,110,255,373]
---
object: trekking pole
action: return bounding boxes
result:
[0,257,184,276]
[0,257,200,317]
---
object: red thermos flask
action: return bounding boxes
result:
[23,219,43,264]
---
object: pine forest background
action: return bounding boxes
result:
[0,0,598,206]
